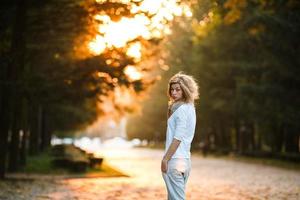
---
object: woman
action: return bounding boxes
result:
[161,72,199,200]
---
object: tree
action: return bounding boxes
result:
[0,0,192,178]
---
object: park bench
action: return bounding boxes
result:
[51,144,103,172]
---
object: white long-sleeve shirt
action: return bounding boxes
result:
[165,103,196,158]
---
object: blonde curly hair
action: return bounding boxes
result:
[167,71,199,104]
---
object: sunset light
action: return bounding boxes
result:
[1,0,298,199]
[82,0,193,135]
[126,42,142,61]
[99,16,150,48]
[88,35,106,55]
[88,0,192,55]
[124,65,142,81]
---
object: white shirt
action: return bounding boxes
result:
[165,103,196,158]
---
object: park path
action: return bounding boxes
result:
[1,148,300,200]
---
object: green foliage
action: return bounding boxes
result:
[22,150,67,174]
[135,0,300,153]
[22,147,126,177]
[190,0,300,152]
[2,0,156,134]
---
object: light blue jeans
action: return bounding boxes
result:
[162,158,191,200]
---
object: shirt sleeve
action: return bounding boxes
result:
[173,106,188,141]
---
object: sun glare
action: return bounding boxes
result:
[83,0,193,135]
[99,16,151,48]
[124,65,142,81]
[88,0,192,55]
[88,35,106,55]
[126,42,142,61]
[114,86,134,106]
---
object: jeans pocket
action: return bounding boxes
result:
[169,168,184,179]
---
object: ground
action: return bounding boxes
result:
[0,148,299,200]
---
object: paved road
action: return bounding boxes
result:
[1,148,300,200]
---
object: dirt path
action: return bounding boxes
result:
[1,148,299,200]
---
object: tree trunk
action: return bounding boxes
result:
[20,98,29,167]
[0,112,9,178]
[20,130,28,166]
[40,106,49,151]
[239,122,247,154]
[220,119,231,152]
[253,122,259,151]
[248,122,255,151]
[8,106,21,172]
[0,61,10,178]
[214,120,222,151]
[272,124,284,153]
[0,0,28,177]
[234,119,240,152]
[29,104,41,155]
[7,0,28,172]
[285,125,299,153]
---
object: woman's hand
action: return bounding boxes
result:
[161,159,168,173]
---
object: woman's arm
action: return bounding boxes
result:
[161,138,181,173]
[162,106,187,173]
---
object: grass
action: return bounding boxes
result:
[22,150,68,174]
[20,150,127,178]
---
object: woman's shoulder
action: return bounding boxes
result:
[177,103,194,113]
[183,102,194,108]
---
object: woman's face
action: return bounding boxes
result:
[170,83,183,102]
